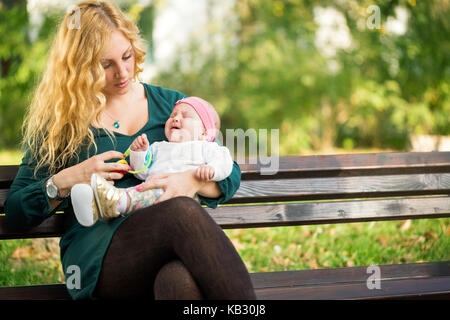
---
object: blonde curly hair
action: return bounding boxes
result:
[23,1,146,175]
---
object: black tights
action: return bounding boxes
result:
[95,197,256,300]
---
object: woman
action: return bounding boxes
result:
[5,1,256,300]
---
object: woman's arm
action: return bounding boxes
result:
[5,163,55,230]
[200,142,234,182]
[5,150,129,230]
[197,180,222,198]
[197,140,241,207]
[138,160,241,208]
[199,161,241,208]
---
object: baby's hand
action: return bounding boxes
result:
[195,165,215,182]
[130,133,149,152]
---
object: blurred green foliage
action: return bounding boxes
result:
[0,0,448,154]
[154,0,449,154]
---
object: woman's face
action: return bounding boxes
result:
[100,30,135,97]
[165,103,206,143]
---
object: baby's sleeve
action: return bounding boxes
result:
[203,143,234,181]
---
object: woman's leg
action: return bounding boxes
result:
[95,197,256,300]
[154,260,203,300]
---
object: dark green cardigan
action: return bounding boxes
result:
[4,83,241,299]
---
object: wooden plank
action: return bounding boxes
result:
[3,173,450,209]
[1,277,448,300]
[0,165,19,185]
[254,276,450,300]
[0,189,8,211]
[2,196,449,239]
[0,262,448,300]
[0,284,70,300]
[251,261,450,289]
[252,261,450,300]
[2,152,450,184]
[240,152,450,172]
[240,152,450,180]
[231,173,450,203]
[0,213,65,240]
[208,196,450,229]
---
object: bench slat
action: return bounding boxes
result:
[2,196,449,239]
[0,214,66,240]
[0,165,19,185]
[251,261,450,289]
[1,262,448,300]
[1,152,449,185]
[240,152,450,179]
[233,173,450,203]
[251,261,450,300]
[1,276,447,300]
[210,196,450,229]
[2,173,450,210]
[0,284,71,300]
[254,276,450,300]
[0,189,8,210]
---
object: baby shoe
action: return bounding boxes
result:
[91,173,124,221]
[71,184,100,227]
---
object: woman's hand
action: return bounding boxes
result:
[52,150,130,196]
[135,169,222,203]
[136,170,200,203]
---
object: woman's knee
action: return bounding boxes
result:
[154,260,203,300]
[166,196,201,209]
[157,196,219,235]
[159,196,208,220]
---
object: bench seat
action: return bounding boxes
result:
[1,152,449,299]
[0,261,448,300]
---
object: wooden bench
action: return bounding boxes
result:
[1,151,449,300]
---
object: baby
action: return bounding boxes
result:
[71,97,233,227]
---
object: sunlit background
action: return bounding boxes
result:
[1,0,449,159]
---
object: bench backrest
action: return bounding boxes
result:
[1,152,450,239]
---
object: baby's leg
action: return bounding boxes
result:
[90,173,161,217]
[71,184,99,227]
[116,191,130,214]
[125,186,163,213]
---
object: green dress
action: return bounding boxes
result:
[4,83,241,300]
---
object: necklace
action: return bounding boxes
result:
[103,109,120,129]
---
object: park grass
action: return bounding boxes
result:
[0,238,64,286]
[0,149,23,165]
[1,149,449,286]
[226,218,450,273]
[1,218,448,286]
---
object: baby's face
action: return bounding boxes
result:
[165,103,205,142]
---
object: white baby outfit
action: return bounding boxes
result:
[129,140,234,182]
